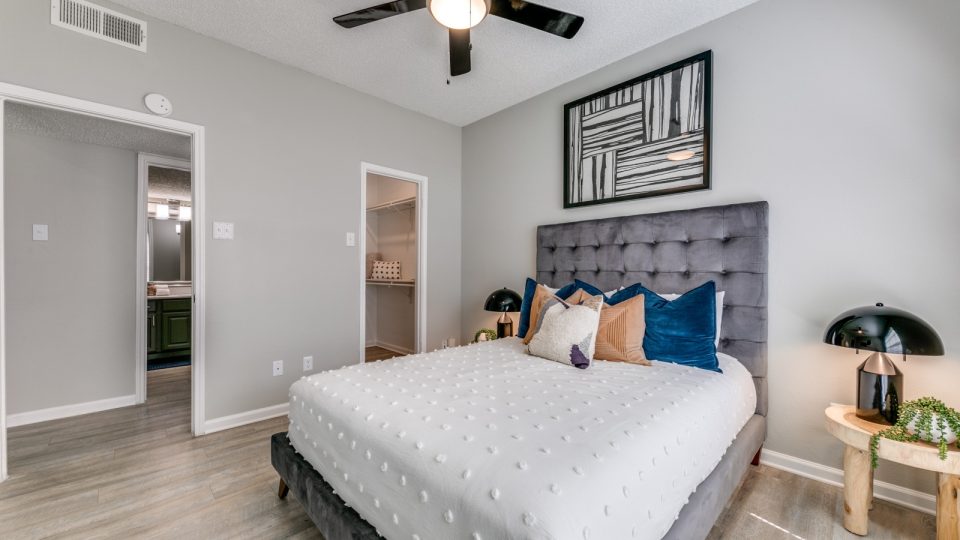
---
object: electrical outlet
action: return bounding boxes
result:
[272,360,283,376]
[303,355,314,371]
[213,222,234,240]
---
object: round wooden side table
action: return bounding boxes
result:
[825,404,960,539]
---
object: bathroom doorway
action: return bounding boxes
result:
[138,154,193,401]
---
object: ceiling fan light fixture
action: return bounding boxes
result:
[428,0,489,29]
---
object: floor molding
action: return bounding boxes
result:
[760,449,936,515]
[6,394,137,427]
[203,403,289,435]
[373,340,414,355]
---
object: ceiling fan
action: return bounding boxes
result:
[333,0,584,77]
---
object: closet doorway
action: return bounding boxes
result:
[359,163,426,363]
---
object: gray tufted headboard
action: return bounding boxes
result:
[536,201,768,416]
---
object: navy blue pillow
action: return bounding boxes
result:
[517,278,576,338]
[573,280,645,305]
[640,281,720,372]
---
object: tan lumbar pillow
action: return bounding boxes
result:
[565,290,649,365]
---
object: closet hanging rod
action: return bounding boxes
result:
[366,196,416,213]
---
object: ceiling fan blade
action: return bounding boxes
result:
[449,28,471,76]
[333,0,427,28]
[489,0,584,39]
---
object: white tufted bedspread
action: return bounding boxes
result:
[287,337,756,540]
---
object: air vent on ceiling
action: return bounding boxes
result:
[50,0,147,52]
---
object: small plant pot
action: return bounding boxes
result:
[906,414,958,444]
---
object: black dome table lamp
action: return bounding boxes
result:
[484,287,523,338]
[824,302,944,424]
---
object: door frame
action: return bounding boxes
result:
[358,162,428,362]
[0,82,208,482]
[136,153,192,404]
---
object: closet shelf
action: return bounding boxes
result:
[366,279,415,288]
[366,196,416,213]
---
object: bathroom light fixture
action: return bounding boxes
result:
[428,0,489,29]
[666,150,696,161]
[155,203,170,220]
[178,206,192,221]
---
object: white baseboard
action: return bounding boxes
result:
[760,449,936,515]
[203,403,289,435]
[374,340,414,355]
[6,394,137,427]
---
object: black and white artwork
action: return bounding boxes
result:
[564,51,712,208]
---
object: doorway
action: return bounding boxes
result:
[0,83,207,481]
[138,154,193,402]
[359,163,427,363]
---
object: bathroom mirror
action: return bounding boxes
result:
[148,218,191,281]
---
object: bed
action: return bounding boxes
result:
[272,201,769,540]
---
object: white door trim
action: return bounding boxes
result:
[359,162,428,363]
[0,97,7,482]
[136,153,191,405]
[0,81,208,482]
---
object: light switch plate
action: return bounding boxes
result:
[33,224,49,241]
[345,232,356,247]
[272,360,283,376]
[213,222,234,240]
[303,355,314,372]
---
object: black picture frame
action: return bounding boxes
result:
[563,51,712,209]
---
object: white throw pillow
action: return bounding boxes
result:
[661,290,725,347]
[527,294,604,369]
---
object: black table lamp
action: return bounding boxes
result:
[824,302,944,424]
[484,287,523,338]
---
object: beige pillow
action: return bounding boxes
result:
[527,294,605,369]
[523,285,566,345]
[565,290,649,365]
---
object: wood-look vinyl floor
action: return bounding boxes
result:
[2,366,321,540]
[364,346,404,362]
[2,366,936,539]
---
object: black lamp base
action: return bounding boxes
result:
[496,313,514,339]
[856,352,903,425]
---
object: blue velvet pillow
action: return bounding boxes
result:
[517,278,577,338]
[573,279,645,305]
[640,281,720,372]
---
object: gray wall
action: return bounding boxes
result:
[461,0,960,495]
[4,131,136,414]
[0,0,462,420]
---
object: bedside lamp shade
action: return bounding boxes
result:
[824,303,944,424]
[484,287,522,338]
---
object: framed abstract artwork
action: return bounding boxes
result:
[564,51,712,208]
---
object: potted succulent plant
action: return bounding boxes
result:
[474,328,497,343]
[870,397,960,468]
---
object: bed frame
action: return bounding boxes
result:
[272,201,769,540]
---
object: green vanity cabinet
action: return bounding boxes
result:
[147,302,160,354]
[148,298,191,360]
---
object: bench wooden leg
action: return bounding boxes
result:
[939,473,960,540]
[751,445,762,466]
[843,445,871,536]
[278,478,289,500]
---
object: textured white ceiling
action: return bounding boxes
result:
[149,167,191,201]
[4,102,191,159]
[109,0,757,126]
